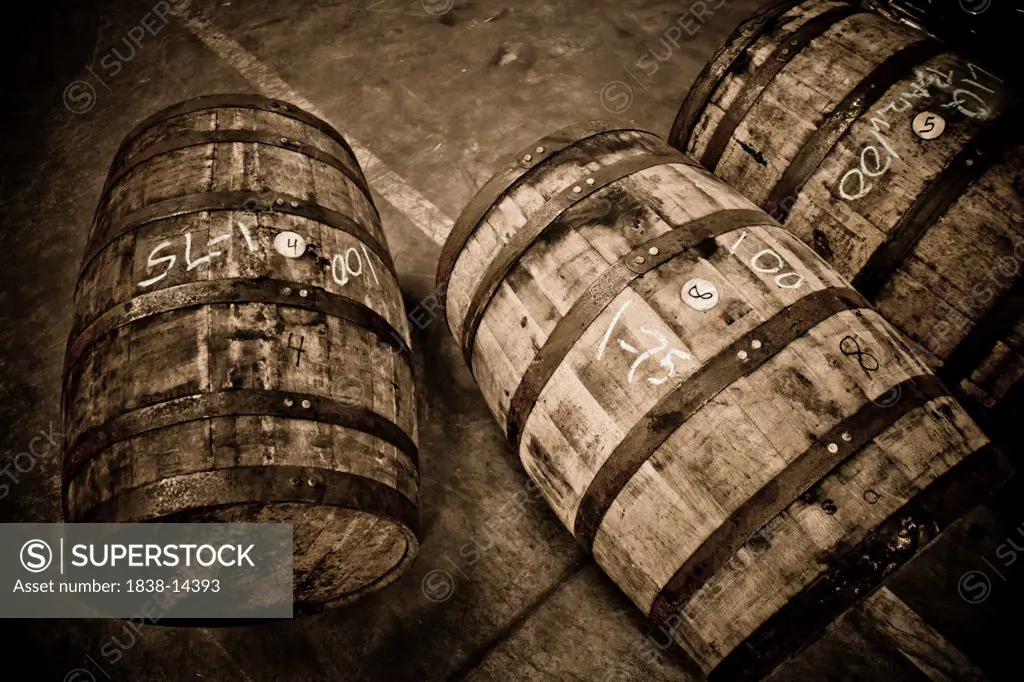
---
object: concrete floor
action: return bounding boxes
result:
[2,1,1023,680]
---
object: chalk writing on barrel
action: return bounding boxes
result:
[138,222,256,288]
[682,278,720,311]
[597,298,692,386]
[838,61,1003,201]
[840,335,880,373]
[689,285,712,300]
[727,231,806,290]
[331,243,380,287]
[287,333,306,367]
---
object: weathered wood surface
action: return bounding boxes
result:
[670,0,1024,459]
[62,95,420,610]
[438,122,1010,678]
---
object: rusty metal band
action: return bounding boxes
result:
[102,129,373,206]
[62,390,419,487]
[765,38,944,221]
[668,0,806,151]
[700,5,864,171]
[573,286,869,551]
[79,190,394,283]
[506,208,776,448]
[459,151,697,371]
[939,278,1024,389]
[112,94,359,171]
[71,466,421,538]
[708,442,1009,682]
[649,373,950,627]
[437,121,651,320]
[64,277,412,374]
[853,110,1022,301]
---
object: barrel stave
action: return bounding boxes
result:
[676,394,985,670]
[98,143,378,244]
[90,104,379,248]
[445,130,673,344]
[111,108,362,179]
[673,0,1024,443]
[64,96,419,610]
[71,206,409,352]
[465,170,780,437]
[442,123,1002,677]
[64,302,417,510]
[713,13,926,201]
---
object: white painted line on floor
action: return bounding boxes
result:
[172,0,454,247]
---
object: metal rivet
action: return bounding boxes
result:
[275,198,285,205]
[751,340,762,349]
[299,289,309,297]
[279,137,289,144]
[536,146,545,153]
[648,247,659,256]
[282,287,292,295]
[284,398,294,407]
[827,443,839,454]
[573,186,582,193]
[523,154,532,162]
[301,400,311,408]
[780,48,790,55]
[306,478,316,487]
[841,432,852,442]
[863,490,879,504]
[289,201,299,208]
[737,350,748,360]
[790,39,798,45]
[965,159,974,166]
[586,178,595,185]
[289,476,301,486]
[634,256,645,265]
[271,102,280,108]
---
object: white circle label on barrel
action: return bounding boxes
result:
[681,278,719,311]
[274,231,307,258]
[912,112,946,140]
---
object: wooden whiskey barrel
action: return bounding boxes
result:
[62,94,420,611]
[437,122,1010,679]
[669,0,1024,454]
